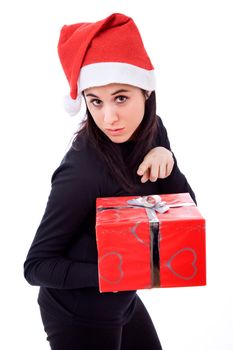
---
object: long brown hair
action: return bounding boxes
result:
[74,91,158,192]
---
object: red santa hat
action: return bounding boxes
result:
[58,13,156,116]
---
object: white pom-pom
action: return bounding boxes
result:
[64,94,82,116]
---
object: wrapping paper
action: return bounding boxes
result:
[96,193,206,292]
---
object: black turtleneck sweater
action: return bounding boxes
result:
[24,116,196,327]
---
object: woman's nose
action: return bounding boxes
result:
[103,106,119,124]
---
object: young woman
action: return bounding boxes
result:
[24,13,195,350]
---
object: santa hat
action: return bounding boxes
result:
[58,13,156,116]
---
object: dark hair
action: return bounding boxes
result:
[74,91,158,192]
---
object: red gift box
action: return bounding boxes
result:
[96,193,206,292]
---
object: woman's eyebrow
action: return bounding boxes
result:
[85,93,99,98]
[111,89,130,96]
[85,89,130,98]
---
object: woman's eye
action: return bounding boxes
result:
[91,99,102,107]
[116,96,128,103]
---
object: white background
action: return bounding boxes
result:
[1,0,233,349]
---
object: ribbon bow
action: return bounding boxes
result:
[127,195,195,214]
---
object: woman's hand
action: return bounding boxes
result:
[137,147,174,183]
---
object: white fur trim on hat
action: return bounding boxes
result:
[79,62,156,92]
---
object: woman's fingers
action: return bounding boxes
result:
[137,147,174,183]
[140,169,150,183]
[166,158,174,176]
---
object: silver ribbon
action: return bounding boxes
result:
[127,195,195,214]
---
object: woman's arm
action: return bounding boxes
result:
[155,116,196,203]
[137,115,174,183]
[24,150,99,290]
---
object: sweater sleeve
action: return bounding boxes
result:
[155,115,172,150]
[156,116,197,203]
[23,149,99,289]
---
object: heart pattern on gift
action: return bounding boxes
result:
[130,221,150,246]
[166,247,197,280]
[99,252,124,284]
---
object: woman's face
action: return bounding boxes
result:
[84,83,146,143]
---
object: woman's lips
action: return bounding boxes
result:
[106,128,125,135]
